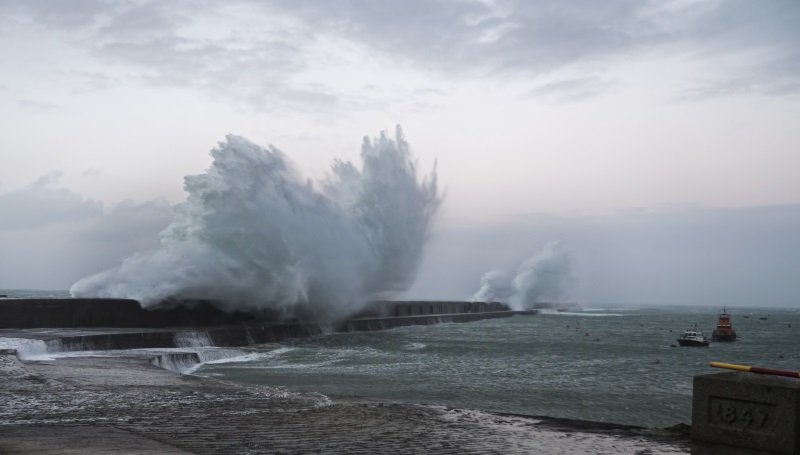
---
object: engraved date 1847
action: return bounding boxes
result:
[709,397,774,430]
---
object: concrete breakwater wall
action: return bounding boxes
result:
[0,298,535,355]
[0,299,513,329]
[44,323,324,353]
[0,298,262,328]
[354,300,510,318]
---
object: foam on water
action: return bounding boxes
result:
[71,127,440,321]
[149,345,299,374]
[538,310,626,317]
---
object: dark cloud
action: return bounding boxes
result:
[276,0,799,96]
[0,172,103,230]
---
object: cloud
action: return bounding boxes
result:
[16,99,59,112]
[0,172,103,230]
[71,198,173,244]
[0,187,173,289]
[276,0,800,96]
[0,174,173,289]
[3,0,797,109]
[524,77,615,103]
[0,0,108,29]
[682,54,800,99]
[81,167,102,177]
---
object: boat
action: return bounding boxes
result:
[711,308,737,342]
[677,325,710,347]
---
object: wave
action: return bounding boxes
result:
[71,127,440,321]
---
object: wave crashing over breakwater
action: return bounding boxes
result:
[471,241,573,310]
[71,126,440,320]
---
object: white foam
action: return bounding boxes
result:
[174,331,214,347]
[167,346,297,374]
[0,337,54,360]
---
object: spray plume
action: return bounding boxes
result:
[71,126,440,320]
[471,241,574,310]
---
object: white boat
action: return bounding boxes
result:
[677,325,710,347]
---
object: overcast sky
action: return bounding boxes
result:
[1,0,799,306]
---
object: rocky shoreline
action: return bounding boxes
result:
[0,350,766,454]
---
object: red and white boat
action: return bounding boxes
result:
[711,308,737,342]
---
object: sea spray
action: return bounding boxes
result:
[71,126,440,320]
[0,337,53,360]
[471,241,574,310]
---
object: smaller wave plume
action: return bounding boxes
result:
[471,241,574,310]
[71,126,440,321]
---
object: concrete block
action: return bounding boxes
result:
[692,371,800,454]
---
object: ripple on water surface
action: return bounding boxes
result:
[196,305,800,428]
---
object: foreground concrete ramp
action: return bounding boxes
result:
[0,354,699,455]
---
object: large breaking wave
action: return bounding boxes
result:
[71,126,440,320]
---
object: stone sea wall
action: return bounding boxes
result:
[0,298,534,352]
[0,298,515,329]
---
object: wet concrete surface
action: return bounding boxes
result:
[0,351,774,454]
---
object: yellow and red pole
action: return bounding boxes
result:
[710,361,800,379]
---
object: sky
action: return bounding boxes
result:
[1,0,799,306]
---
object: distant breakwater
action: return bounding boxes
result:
[0,298,535,355]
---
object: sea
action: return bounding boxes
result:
[3,289,799,429]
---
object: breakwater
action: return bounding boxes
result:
[0,298,261,328]
[0,298,516,329]
[0,298,534,354]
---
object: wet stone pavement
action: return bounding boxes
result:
[0,353,765,454]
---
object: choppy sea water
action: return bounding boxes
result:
[196,305,800,428]
[3,290,798,428]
